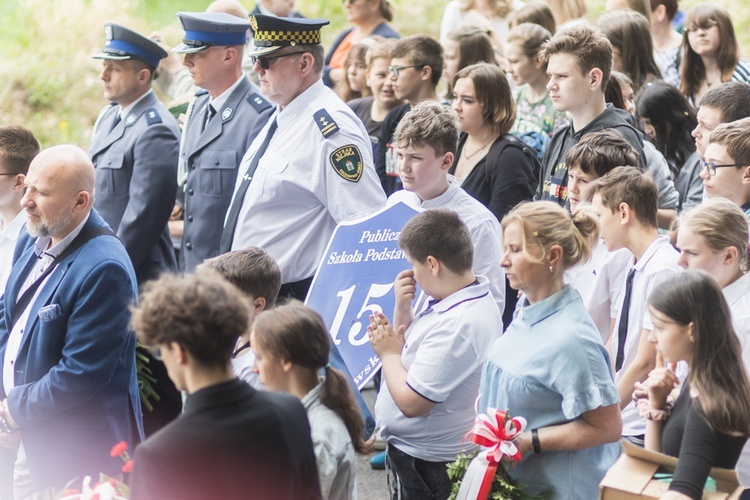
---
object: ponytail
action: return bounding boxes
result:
[320,366,371,453]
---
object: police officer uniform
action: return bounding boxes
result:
[89,24,179,286]
[222,15,386,299]
[172,12,273,272]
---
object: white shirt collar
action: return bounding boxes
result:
[119,89,153,120]
[208,75,246,115]
[723,272,750,306]
[275,79,324,130]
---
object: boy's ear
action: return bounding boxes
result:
[253,296,267,314]
[741,165,750,184]
[12,173,25,192]
[441,151,454,171]
[618,201,632,225]
[589,67,604,91]
[420,65,432,82]
[426,255,440,276]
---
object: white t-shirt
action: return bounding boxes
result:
[0,211,26,292]
[375,277,501,461]
[565,240,632,342]
[387,182,505,318]
[612,235,681,437]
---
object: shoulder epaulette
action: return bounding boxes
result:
[195,89,209,97]
[247,92,272,113]
[313,109,339,138]
[144,108,163,126]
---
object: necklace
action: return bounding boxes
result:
[462,136,495,160]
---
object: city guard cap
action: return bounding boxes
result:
[248,15,330,57]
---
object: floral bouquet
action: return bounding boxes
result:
[51,442,133,499]
[447,408,549,500]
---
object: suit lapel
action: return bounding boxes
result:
[89,91,158,157]
[189,78,251,154]
[17,259,71,354]
[3,247,36,329]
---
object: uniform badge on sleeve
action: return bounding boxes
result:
[330,145,363,183]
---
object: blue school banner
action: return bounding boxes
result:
[306,201,423,389]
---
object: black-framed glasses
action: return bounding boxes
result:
[0,173,19,177]
[685,19,718,32]
[699,157,743,176]
[387,64,423,77]
[251,51,307,70]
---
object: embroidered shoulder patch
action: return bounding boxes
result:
[144,108,162,125]
[314,109,339,138]
[330,145,363,183]
[247,92,271,113]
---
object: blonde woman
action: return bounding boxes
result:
[480,201,622,498]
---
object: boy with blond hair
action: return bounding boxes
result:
[387,100,505,315]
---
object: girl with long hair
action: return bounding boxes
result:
[679,2,750,106]
[506,23,568,153]
[441,26,496,102]
[252,302,369,500]
[636,81,702,212]
[597,9,662,93]
[642,270,750,498]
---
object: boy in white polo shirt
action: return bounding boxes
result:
[368,208,500,499]
[589,167,681,444]
[385,100,505,317]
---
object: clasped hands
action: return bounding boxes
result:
[367,270,416,358]
[634,353,678,420]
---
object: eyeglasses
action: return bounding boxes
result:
[0,173,19,177]
[685,19,718,32]
[699,157,743,176]
[251,51,307,70]
[387,64,423,77]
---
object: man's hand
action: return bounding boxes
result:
[0,399,21,449]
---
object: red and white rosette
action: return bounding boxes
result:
[455,408,527,500]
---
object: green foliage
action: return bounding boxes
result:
[447,451,551,500]
[0,0,749,147]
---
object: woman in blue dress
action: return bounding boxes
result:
[480,201,622,498]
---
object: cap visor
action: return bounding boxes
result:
[92,51,132,60]
[171,43,209,54]
[246,45,283,57]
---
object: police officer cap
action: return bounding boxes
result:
[172,12,251,54]
[92,24,167,69]
[248,15,330,57]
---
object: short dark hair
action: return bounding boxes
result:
[453,63,516,136]
[201,247,281,308]
[700,81,750,125]
[131,270,250,368]
[391,34,443,86]
[588,166,658,228]
[399,208,473,274]
[0,126,40,175]
[566,130,640,178]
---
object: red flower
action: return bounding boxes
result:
[59,489,80,496]
[110,441,128,458]
[122,459,134,474]
[108,478,118,487]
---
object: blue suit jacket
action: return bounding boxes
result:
[180,77,273,271]
[0,210,143,488]
[90,90,179,285]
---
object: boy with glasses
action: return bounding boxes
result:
[700,117,750,215]
[375,35,443,195]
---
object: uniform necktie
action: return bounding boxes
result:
[202,104,216,132]
[110,113,121,132]
[219,118,278,253]
[615,268,637,372]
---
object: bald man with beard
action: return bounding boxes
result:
[0,146,142,496]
